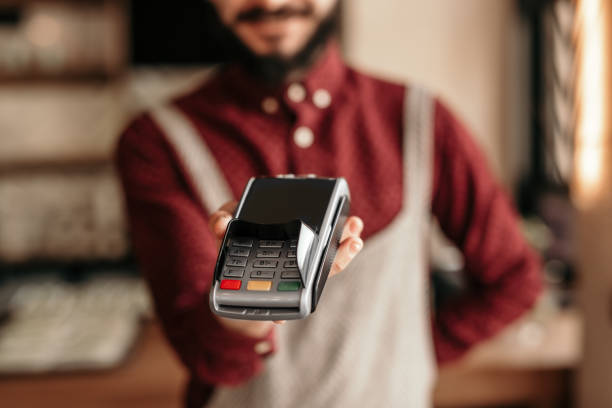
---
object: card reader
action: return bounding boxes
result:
[209,175,350,320]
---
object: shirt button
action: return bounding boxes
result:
[254,341,272,355]
[313,89,331,109]
[261,97,279,114]
[293,126,314,148]
[287,83,306,103]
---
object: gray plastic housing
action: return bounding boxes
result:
[209,175,350,320]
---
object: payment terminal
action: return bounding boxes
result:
[209,175,350,320]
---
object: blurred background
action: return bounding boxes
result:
[0,0,610,407]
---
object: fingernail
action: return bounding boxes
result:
[349,219,362,234]
[349,239,363,255]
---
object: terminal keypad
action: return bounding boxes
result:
[220,237,302,292]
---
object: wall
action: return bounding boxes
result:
[342,0,527,184]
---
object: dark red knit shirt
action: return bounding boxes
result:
[115,42,542,407]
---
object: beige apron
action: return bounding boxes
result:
[152,86,436,408]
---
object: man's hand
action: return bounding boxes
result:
[209,200,364,338]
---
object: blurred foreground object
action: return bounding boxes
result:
[573,0,612,406]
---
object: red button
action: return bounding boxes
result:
[220,279,242,290]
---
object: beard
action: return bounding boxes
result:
[206,3,340,85]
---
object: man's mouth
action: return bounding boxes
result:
[236,6,313,24]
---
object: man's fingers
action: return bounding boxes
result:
[209,210,233,238]
[329,236,363,277]
[220,201,238,214]
[209,201,238,240]
[341,216,364,242]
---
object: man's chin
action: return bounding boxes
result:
[242,37,308,62]
[236,34,331,84]
[249,50,301,64]
[239,53,297,84]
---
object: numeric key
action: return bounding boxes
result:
[259,240,283,248]
[223,268,245,278]
[226,258,247,267]
[256,250,281,258]
[253,259,278,268]
[229,247,250,257]
[251,270,275,279]
[232,238,253,247]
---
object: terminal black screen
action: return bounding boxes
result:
[238,178,335,232]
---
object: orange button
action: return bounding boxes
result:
[247,280,272,291]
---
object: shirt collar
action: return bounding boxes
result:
[216,40,347,113]
[300,39,346,104]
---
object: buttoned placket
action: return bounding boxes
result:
[284,82,315,151]
[285,82,333,149]
[282,79,335,176]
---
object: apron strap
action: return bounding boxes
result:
[403,85,438,390]
[403,86,435,218]
[150,104,234,215]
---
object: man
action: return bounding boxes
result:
[115,1,542,407]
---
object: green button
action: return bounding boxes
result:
[278,281,301,291]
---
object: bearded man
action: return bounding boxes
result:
[115,1,542,407]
